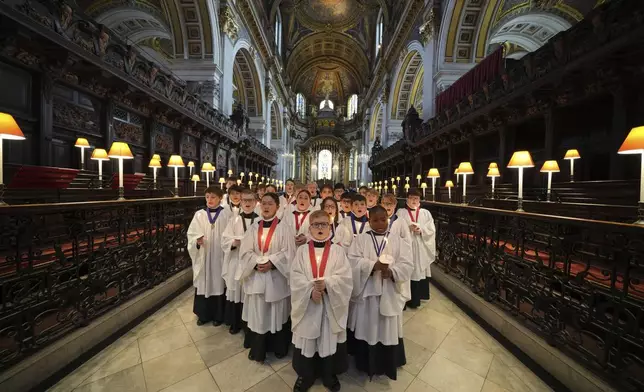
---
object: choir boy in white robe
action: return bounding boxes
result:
[347,206,413,380]
[358,186,368,197]
[333,183,345,203]
[290,210,353,392]
[365,188,380,215]
[279,179,296,210]
[254,184,267,215]
[395,188,436,307]
[187,186,232,326]
[262,184,277,215]
[221,188,259,334]
[307,182,321,209]
[321,197,352,249]
[226,185,243,215]
[284,189,314,247]
[338,192,353,220]
[238,193,296,361]
[339,194,370,245]
[221,176,237,206]
[319,184,334,202]
[381,193,409,239]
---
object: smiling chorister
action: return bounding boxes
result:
[395,188,436,307]
[290,210,353,392]
[187,186,232,326]
[237,192,296,362]
[346,206,413,380]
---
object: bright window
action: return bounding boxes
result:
[296,93,306,119]
[320,99,334,110]
[318,149,332,180]
[347,94,358,119]
[375,12,384,57]
[275,11,282,56]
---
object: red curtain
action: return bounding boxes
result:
[436,47,504,113]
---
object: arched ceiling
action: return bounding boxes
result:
[279,0,381,105]
[442,0,596,64]
[80,0,216,60]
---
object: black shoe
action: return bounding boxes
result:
[275,351,286,359]
[196,319,208,326]
[213,320,223,327]
[293,376,314,392]
[229,327,240,335]
[323,375,341,392]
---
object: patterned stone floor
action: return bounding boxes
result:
[48,285,555,392]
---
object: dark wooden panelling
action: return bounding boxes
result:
[0,61,32,117]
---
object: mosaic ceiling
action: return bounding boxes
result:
[280,0,380,105]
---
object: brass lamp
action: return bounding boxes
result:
[618,126,644,224]
[191,174,200,196]
[416,174,421,187]
[149,157,162,189]
[75,137,91,170]
[445,180,454,203]
[564,149,580,182]
[91,148,109,189]
[487,167,500,197]
[167,155,185,197]
[507,151,534,212]
[420,182,427,199]
[201,162,215,187]
[219,177,225,189]
[457,162,474,204]
[427,168,440,201]
[108,142,134,200]
[540,160,560,202]
[454,167,460,186]
[228,169,233,176]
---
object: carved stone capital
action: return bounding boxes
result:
[419,10,435,46]
[220,5,239,41]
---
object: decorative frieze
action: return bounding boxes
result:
[220,5,239,41]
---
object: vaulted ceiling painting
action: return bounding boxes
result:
[280,0,380,105]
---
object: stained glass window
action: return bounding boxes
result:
[320,99,334,110]
[296,93,306,119]
[375,12,384,57]
[318,149,332,180]
[275,12,282,56]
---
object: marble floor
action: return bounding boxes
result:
[48,285,555,392]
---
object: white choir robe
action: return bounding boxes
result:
[237,220,296,334]
[284,208,313,237]
[338,215,370,248]
[221,213,258,303]
[310,197,322,210]
[187,207,232,297]
[346,231,413,346]
[277,194,295,219]
[291,243,353,358]
[331,222,353,249]
[395,208,436,281]
[254,201,262,216]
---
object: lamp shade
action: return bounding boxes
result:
[487,167,500,177]
[540,160,560,173]
[564,149,580,160]
[91,148,109,161]
[454,168,459,174]
[618,126,644,154]
[427,168,440,178]
[187,161,195,168]
[149,158,162,168]
[191,174,200,182]
[0,113,26,140]
[152,154,161,161]
[75,137,90,148]
[201,162,215,172]
[219,178,225,184]
[488,162,498,169]
[167,155,185,167]
[507,151,534,168]
[457,162,474,174]
[445,180,454,188]
[107,142,134,159]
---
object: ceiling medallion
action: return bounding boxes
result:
[294,0,365,32]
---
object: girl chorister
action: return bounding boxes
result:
[237,193,296,362]
[285,190,313,247]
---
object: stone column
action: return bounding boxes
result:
[420,7,437,120]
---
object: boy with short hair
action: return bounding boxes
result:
[339,192,353,220]
[284,189,314,247]
[395,188,436,307]
[187,186,232,326]
[290,210,353,392]
[257,184,267,199]
[221,188,259,334]
[319,184,334,201]
[333,183,345,202]
[381,193,408,238]
[346,206,412,380]
[339,194,370,244]
[365,188,380,214]
[307,182,320,209]
[358,186,368,196]
[227,185,243,214]
[222,176,238,205]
